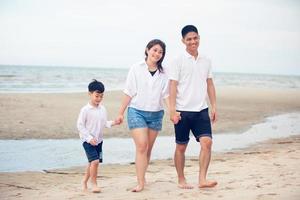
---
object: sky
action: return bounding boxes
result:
[0,0,300,75]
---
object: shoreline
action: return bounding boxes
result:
[0,135,299,199]
[0,86,300,140]
[1,112,299,173]
[0,86,300,199]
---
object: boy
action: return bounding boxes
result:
[77,79,119,193]
[169,25,217,189]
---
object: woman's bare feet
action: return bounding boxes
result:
[82,180,88,192]
[178,180,194,189]
[92,185,101,193]
[199,180,218,188]
[131,184,144,192]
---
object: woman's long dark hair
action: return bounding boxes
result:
[144,39,166,73]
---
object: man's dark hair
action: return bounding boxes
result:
[88,79,105,93]
[181,25,198,38]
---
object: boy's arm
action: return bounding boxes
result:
[102,106,117,128]
[207,78,217,123]
[105,120,114,128]
[77,110,94,143]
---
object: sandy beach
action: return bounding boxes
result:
[0,86,300,199]
[0,87,300,139]
[0,136,299,200]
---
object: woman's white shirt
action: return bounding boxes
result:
[124,60,169,112]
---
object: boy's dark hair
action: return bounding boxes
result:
[181,25,198,38]
[88,79,105,93]
[145,39,166,73]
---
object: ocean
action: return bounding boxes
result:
[0,112,299,172]
[0,65,299,172]
[0,65,300,93]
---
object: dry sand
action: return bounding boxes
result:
[0,87,300,139]
[0,86,300,199]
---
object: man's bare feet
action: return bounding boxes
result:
[178,180,194,189]
[92,185,101,193]
[131,185,144,192]
[199,180,218,188]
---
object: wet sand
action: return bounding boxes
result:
[0,136,299,200]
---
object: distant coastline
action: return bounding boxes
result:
[1,65,300,93]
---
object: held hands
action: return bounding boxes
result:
[170,111,181,125]
[114,114,124,125]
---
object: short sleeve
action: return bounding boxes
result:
[207,59,213,78]
[161,75,169,99]
[167,58,180,81]
[123,66,137,97]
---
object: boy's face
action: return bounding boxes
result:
[182,31,200,52]
[89,91,103,107]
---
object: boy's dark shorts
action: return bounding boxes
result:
[82,141,103,163]
[175,108,212,144]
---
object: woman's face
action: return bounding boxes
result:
[146,44,164,63]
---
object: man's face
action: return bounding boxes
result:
[182,32,200,52]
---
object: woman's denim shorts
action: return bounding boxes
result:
[127,107,164,131]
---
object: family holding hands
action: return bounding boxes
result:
[77,25,217,193]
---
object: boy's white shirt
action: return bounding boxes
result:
[77,102,113,144]
[167,51,213,111]
[124,60,169,112]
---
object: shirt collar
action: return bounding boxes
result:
[87,102,101,109]
[138,60,147,67]
[184,50,202,60]
[184,51,194,58]
[140,60,160,75]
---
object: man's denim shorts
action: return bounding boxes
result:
[127,107,164,131]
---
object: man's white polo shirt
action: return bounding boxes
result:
[124,60,169,112]
[77,103,113,144]
[168,51,213,111]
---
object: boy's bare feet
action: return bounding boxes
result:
[82,180,88,192]
[178,180,194,189]
[199,180,218,188]
[131,185,144,192]
[92,185,101,193]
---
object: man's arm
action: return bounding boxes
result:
[169,80,181,124]
[207,78,217,123]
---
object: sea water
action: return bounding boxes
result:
[0,112,299,172]
[1,65,300,93]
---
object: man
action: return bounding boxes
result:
[169,25,217,189]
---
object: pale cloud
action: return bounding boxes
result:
[0,0,299,75]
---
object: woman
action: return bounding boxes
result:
[117,39,169,192]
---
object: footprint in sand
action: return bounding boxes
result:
[213,171,231,175]
[257,193,278,199]
[213,158,226,162]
